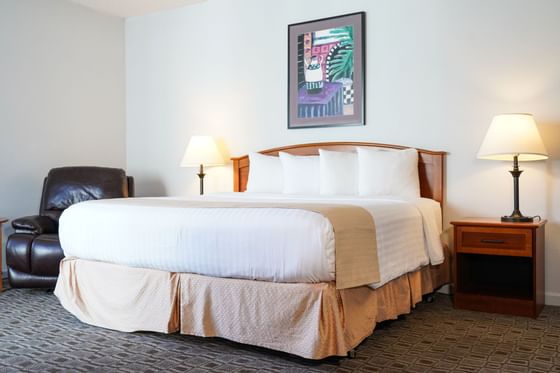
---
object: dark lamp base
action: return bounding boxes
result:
[501,215,534,223]
[501,155,535,223]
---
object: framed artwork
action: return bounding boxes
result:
[288,12,365,129]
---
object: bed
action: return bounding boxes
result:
[54,141,449,360]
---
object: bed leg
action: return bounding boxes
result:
[424,293,435,303]
[347,349,357,359]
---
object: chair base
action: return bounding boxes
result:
[8,268,58,289]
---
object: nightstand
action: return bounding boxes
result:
[0,217,8,292]
[450,218,546,318]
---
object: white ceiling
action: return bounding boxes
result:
[68,0,204,18]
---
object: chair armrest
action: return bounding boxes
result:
[11,215,57,235]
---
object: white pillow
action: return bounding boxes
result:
[319,149,358,195]
[279,152,320,194]
[246,153,283,193]
[357,147,420,198]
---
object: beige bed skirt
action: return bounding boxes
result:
[55,252,450,360]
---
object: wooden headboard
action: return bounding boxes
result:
[231,142,446,204]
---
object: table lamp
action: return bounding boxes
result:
[180,136,224,195]
[477,113,548,222]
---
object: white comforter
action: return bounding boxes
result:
[59,193,443,288]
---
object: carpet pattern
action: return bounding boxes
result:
[0,288,559,372]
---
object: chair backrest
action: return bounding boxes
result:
[39,166,133,223]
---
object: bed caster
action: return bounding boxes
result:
[347,349,357,359]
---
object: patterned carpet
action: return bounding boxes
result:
[0,288,559,372]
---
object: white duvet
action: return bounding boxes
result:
[59,193,443,288]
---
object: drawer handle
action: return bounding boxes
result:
[480,239,506,244]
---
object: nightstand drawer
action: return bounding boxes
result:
[456,226,532,257]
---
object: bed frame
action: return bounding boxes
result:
[56,141,450,360]
[232,142,446,204]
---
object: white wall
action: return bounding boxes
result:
[0,0,125,271]
[126,0,560,304]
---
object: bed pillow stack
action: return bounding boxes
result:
[245,147,420,198]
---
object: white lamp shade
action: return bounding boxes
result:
[180,136,224,167]
[477,114,548,161]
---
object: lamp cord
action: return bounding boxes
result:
[532,215,542,222]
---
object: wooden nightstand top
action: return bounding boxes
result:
[450,217,547,229]
[0,217,7,224]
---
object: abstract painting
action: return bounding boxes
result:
[288,12,365,129]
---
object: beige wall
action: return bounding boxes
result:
[0,0,126,271]
[126,0,560,304]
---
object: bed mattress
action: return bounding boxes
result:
[58,193,443,288]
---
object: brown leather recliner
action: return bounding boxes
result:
[6,166,134,289]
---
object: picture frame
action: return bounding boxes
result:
[288,12,365,129]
